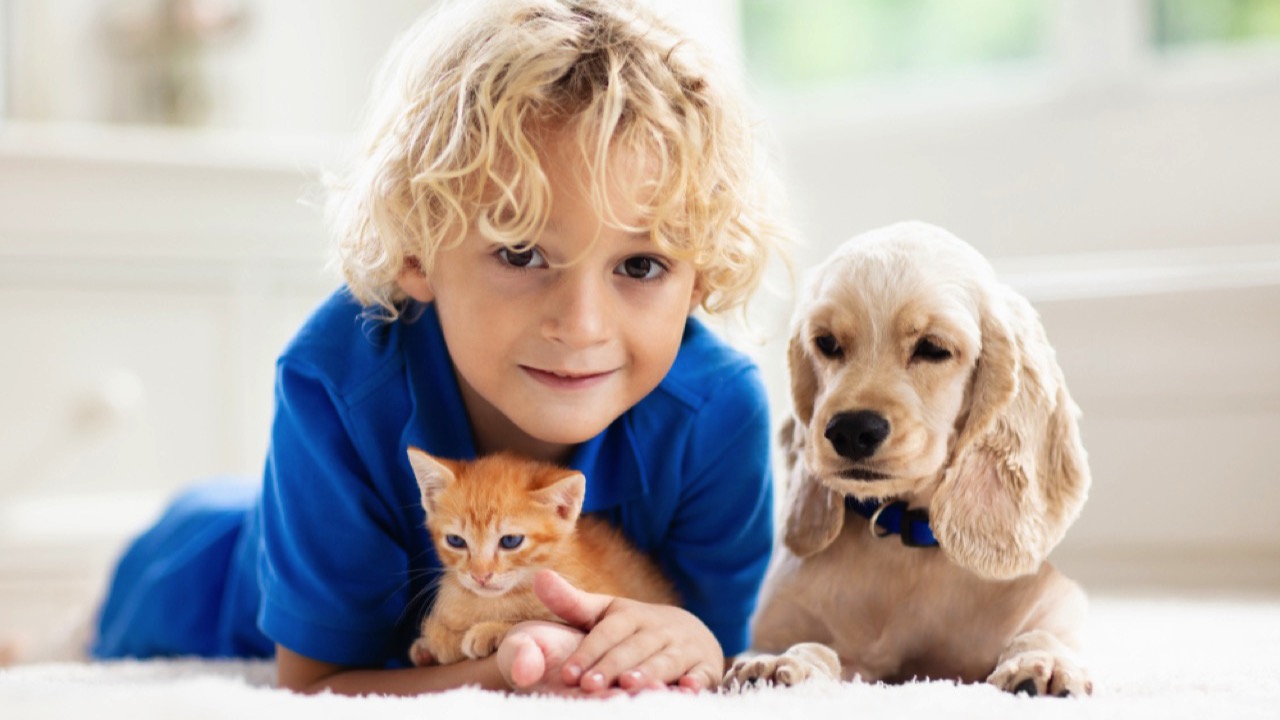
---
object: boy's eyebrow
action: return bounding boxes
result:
[540,220,655,244]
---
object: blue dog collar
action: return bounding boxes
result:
[844,496,939,548]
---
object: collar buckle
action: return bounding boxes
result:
[844,495,939,548]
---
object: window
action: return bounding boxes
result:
[740,0,1280,99]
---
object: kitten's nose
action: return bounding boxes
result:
[825,410,890,461]
[471,571,494,586]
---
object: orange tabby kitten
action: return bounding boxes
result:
[406,447,678,666]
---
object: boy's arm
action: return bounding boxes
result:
[660,366,775,659]
[278,618,601,697]
[277,644,507,695]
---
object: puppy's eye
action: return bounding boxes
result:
[912,338,952,363]
[814,334,842,358]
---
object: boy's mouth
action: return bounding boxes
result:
[521,366,615,390]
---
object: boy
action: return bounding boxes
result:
[93,0,789,696]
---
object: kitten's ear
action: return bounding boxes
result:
[532,471,586,525]
[407,446,456,514]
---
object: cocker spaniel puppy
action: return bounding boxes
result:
[726,222,1092,697]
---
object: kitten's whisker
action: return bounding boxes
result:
[396,575,449,627]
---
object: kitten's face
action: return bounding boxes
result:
[429,507,553,597]
[408,449,586,598]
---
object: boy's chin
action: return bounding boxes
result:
[520,412,619,447]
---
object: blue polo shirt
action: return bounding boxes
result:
[93,288,774,666]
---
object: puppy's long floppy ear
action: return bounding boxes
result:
[931,287,1091,580]
[787,330,818,427]
[780,417,844,558]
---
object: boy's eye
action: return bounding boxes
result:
[499,534,524,550]
[615,255,667,281]
[444,534,466,549]
[496,246,547,269]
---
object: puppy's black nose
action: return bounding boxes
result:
[825,411,890,461]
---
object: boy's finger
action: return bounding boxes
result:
[558,613,640,686]
[621,648,685,690]
[533,569,614,630]
[571,624,663,691]
[499,631,547,689]
[512,636,549,689]
[678,663,720,693]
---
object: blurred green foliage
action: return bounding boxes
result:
[741,0,1280,90]
[1154,0,1280,48]
[740,0,1049,88]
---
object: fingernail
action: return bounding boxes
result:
[564,663,582,682]
[586,672,605,689]
[622,670,643,687]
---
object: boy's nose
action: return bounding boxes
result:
[545,272,609,348]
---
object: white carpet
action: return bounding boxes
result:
[3,595,1278,720]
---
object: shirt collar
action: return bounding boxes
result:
[398,302,647,513]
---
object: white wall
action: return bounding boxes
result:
[0,125,336,542]
[6,0,430,132]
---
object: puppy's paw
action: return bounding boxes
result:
[723,643,841,690]
[988,649,1092,697]
[461,622,511,660]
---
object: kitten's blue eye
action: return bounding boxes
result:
[444,534,466,549]
[496,246,546,269]
[499,534,524,550]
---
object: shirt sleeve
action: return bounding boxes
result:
[256,359,411,667]
[662,365,775,657]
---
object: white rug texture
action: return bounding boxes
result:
[2,596,1278,720]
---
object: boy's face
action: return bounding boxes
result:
[406,131,701,461]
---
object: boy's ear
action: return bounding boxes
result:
[397,256,434,303]
[407,446,455,513]
[688,276,706,313]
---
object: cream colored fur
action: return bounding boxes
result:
[726,222,1092,696]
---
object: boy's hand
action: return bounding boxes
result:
[532,569,723,693]
[494,620,581,691]
[496,620,612,696]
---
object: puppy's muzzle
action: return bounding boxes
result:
[825,411,890,461]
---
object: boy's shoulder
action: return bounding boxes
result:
[277,288,404,398]
[653,317,765,415]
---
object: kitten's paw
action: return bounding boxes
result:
[408,638,437,667]
[461,622,512,660]
[723,643,841,690]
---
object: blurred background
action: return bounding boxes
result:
[1,0,1278,639]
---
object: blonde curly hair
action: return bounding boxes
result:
[328,0,790,320]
